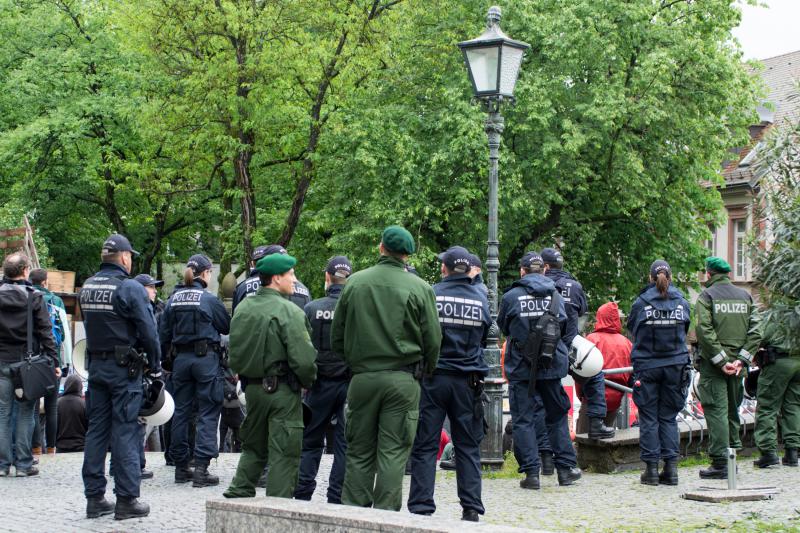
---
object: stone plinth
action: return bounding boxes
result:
[576,413,757,473]
[206,498,538,533]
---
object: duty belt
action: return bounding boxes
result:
[174,341,220,354]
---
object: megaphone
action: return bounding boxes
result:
[744,368,760,400]
[236,380,246,407]
[570,335,604,377]
[71,339,88,381]
[139,378,174,427]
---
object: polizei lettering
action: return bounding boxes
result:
[437,295,483,327]
[315,309,334,321]
[644,305,686,323]
[714,302,748,314]
[172,289,204,307]
[80,280,119,312]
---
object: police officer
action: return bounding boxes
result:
[695,257,760,478]
[497,252,582,490]
[134,274,165,326]
[541,248,615,440]
[294,256,353,504]
[160,254,230,487]
[753,315,800,468]
[331,225,442,512]
[628,260,691,485]
[467,253,488,298]
[223,253,317,498]
[232,244,311,313]
[80,234,160,520]
[408,246,490,522]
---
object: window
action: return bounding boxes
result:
[706,226,717,255]
[734,219,748,279]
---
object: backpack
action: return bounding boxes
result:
[523,289,562,392]
[47,302,64,348]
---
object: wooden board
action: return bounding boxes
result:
[682,487,779,503]
[47,270,76,293]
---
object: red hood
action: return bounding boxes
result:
[594,302,621,334]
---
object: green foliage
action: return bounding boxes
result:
[0,0,760,307]
[753,110,800,353]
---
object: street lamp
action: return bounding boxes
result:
[458,6,529,468]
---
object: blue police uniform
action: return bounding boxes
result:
[627,283,691,464]
[408,273,490,516]
[80,263,161,502]
[159,279,230,473]
[497,273,577,477]
[294,283,350,504]
[545,268,609,422]
[232,270,310,313]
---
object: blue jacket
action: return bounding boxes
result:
[304,284,348,379]
[545,268,587,347]
[232,269,311,313]
[432,274,490,374]
[79,263,161,371]
[627,283,691,371]
[160,280,231,351]
[497,273,568,382]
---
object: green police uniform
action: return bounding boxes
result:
[331,229,441,511]
[754,321,800,456]
[695,271,760,464]
[223,256,317,499]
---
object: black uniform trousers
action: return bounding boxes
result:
[169,351,223,466]
[408,373,484,515]
[633,364,689,462]
[82,359,143,499]
[509,379,576,473]
[294,377,349,503]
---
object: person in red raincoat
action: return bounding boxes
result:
[577,302,633,430]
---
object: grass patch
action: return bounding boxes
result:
[678,453,709,467]
[481,451,522,479]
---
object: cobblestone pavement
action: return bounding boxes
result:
[2,452,800,532]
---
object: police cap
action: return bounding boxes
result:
[187,254,213,274]
[381,225,415,255]
[438,246,472,274]
[103,234,139,256]
[540,247,563,267]
[256,253,297,276]
[469,254,482,269]
[705,256,731,274]
[134,274,164,288]
[326,256,352,278]
[520,252,544,269]
[650,259,672,278]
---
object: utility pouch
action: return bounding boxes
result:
[126,348,145,380]
[195,340,208,357]
[413,361,424,381]
[263,376,278,394]
[114,346,132,367]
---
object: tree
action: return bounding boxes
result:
[752,107,800,352]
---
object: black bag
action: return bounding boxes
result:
[10,291,58,402]
[524,289,562,395]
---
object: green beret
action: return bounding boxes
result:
[381,225,415,255]
[705,256,731,274]
[256,253,297,275]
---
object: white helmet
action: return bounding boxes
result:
[139,379,174,427]
[570,335,604,377]
[236,380,246,407]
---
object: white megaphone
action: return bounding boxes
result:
[570,335,604,378]
[71,339,89,382]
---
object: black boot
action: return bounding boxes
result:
[588,418,615,439]
[140,468,154,480]
[783,448,798,467]
[699,458,728,479]
[192,464,220,487]
[175,465,193,483]
[114,497,150,520]
[640,462,659,486]
[659,457,679,485]
[754,451,780,469]
[519,472,540,490]
[461,509,479,522]
[86,496,115,519]
[557,466,582,486]
[540,452,555,476]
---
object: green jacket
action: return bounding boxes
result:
[34,285,65,310]
[228,287,317,387]
[331,255,442,375]
[695,274,760,368]
[760,314,799,358]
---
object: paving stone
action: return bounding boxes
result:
[1,452,800,532]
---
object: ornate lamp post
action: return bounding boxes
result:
[458,6,529,468]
